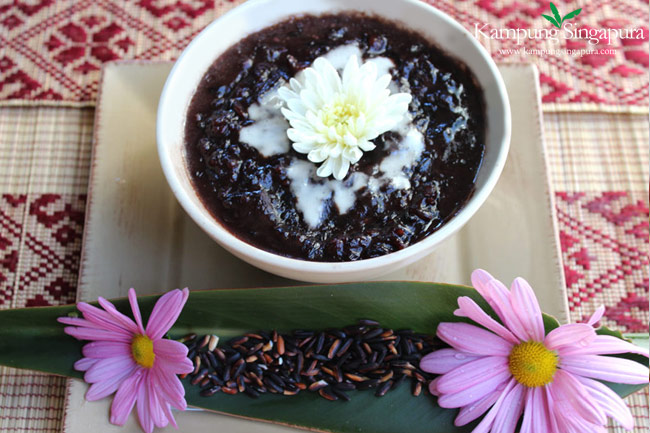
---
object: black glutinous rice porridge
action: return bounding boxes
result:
[185,13,486,262]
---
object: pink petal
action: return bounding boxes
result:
[471,378,517,433]
[437,368,511,408]
[560,354,650,384]
[453,296,518,344]
[577,376,634,430]
[59,317,130,338]
[587,306,605,327]
[110,369,143,426]
[470,269,530,341]
[85,361,137,401]
[544,385,562,433]
[128,288,145,334]
[160,401,178,429]
[63,326,132,343]
[56,317,130,338]
[555,409,607,433]
[559,335,649,358]
[437,322,514,356]
[510,277,545,341]
[85,355,136,383]
[82,341,131,359]
[470,269,511,321]
[147,376,169,429]
[74,357,97,372]
[78,301,138,335]
[548,369,606,425]
[428,376,441,396]
[520,387,551,433]
[156,352,194,375]
[136,371,155,433]
[145,288,189,340]
[454,389,500,426]
[436,356,508,394]
[544,323,596,351]
[154,338,189,360]
[151,365,186,411]
[491,381,525,433]
[419,348,481,374]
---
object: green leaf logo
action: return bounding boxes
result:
[543,3,582,28]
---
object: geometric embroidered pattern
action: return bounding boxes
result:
[0,193,85,309]
[0,0,648,105]
[556,191,649,332]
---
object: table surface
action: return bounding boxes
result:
[0,1,648,432]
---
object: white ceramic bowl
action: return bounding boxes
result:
[157,0,511,283]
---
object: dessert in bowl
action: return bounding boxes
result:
[157,0,511,282]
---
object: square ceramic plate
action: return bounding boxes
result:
[63,62,567,433]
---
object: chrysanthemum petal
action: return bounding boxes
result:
[316,158,334,178]
[437,368,511,408]
[85,362,136,401]
[63,326,132,343]
[82,341,131,359]
[555,409,607,433]
[90,299,139,335]
[110,369,143,426]
[454,389,500,426]
[520,387,551,433]
[151,364,187,411]
[490,381,525,433]
[545,323,596,351]
[470,269,528,341]
[147,376,169,429]
[437,322,514,356]
[74,357,97,372]
[510,277,545,341]
[154,338,188,360]
[357,140,375,152]
[471,378,517,433]
[136,372,155,433]
[161,402,178,429]
[587,306,605,327]
[419,348,481,374]
[577,375,634,430]
[78,301,138,335]
[145,288,189,341]
[156,351,194,375]
[559,334,650,358]
[544,385,562,433]
[128,288,145,334]
[333,158,350,180]
[548,369,606,425]
[560,354,650,384]
[85,355,136,384]
[436,356,508,394]
[453,296,518,344]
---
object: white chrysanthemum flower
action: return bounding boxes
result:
[277,55,412,180]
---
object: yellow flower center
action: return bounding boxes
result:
[321,100,361,136]
[508,341,558,387]
[131,334,155,368]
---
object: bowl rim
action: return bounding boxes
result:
[157,0,511,276]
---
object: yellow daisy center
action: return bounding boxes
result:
[131,334,155,368]
[508,341,558,387]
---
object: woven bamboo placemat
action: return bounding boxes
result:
[0,0,647,431]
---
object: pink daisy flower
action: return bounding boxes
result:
[58,288,194,433]
[421,269,649,433]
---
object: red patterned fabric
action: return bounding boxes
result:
[556,192,649,332]
[0,0,648,105]
[0,193,85,308]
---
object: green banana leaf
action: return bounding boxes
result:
[0,282,647,433]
